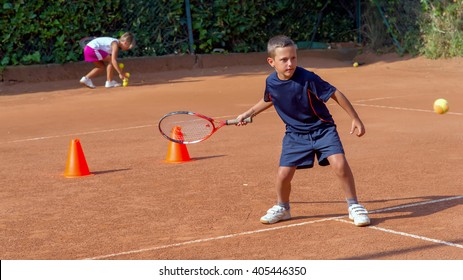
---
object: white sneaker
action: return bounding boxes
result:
[260,205,291,224]
[105,80,121,88]
[348,204,370,226]
[80,76,95,89]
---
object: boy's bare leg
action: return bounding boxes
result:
[328,153,370,226]
[276,166,297,204]
[260,166,296,224]
[327,153,357,199]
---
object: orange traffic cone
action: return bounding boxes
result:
[64,139,92,177]
[165,126,191,163]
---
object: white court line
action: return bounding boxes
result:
[2,125,155,144]
[85,195,463,260]
[3,102,461,144]
[354,95,416,103]
[369,195,463,214]
[85,215,344,260]
[335,219,463,249]
[1,110,277,145]
[3,101,461,144]
[352,103,463,115]
[334,194,463,250]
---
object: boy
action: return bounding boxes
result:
[80,32,135,89]
[236,35,370,226]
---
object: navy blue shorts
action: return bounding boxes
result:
[280,125,344,169]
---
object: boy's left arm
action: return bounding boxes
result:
[331,90,365,137]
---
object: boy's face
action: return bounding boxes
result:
[267,46,297,80]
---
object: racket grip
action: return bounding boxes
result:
[226,116,252,125]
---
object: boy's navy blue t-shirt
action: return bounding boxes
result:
[264,66,337,133]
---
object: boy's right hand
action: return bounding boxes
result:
[235,114,250,126]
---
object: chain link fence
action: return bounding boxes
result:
[118,0,358,57]
[362,0,421,54]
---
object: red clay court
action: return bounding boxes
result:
[0,50,462,260]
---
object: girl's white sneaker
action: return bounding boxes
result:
[105,80,121,88]
[80,76,96,89]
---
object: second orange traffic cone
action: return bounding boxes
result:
[64,139,92,178]
[165,126,191,163]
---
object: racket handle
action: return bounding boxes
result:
[226,116,252,125]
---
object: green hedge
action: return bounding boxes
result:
[2,0,462,70]
[1,1,124,66]
[0,0,188,68]
[0,0,357,69]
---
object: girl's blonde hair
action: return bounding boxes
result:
[120,32,135,49]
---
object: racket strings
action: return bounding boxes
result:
[160,115,214,143]
[170,126,185,141]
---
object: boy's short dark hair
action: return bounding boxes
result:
[267,35,296,58]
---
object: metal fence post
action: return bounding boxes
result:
[185,0,194,54]
[356,0,361,44]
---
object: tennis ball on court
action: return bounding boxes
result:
[353,62,359,67]
[125,72,131,78]
[433,98,449,114]
[119,63,124,69]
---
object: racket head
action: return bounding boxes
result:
[158,111,218,144]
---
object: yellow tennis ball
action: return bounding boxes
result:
[119,63,124,69]
[125,72,131,78]
[433,98,449,114]
[353,62,359,67]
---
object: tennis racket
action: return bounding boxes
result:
[79,36,96,48]
[158,111,252,144]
